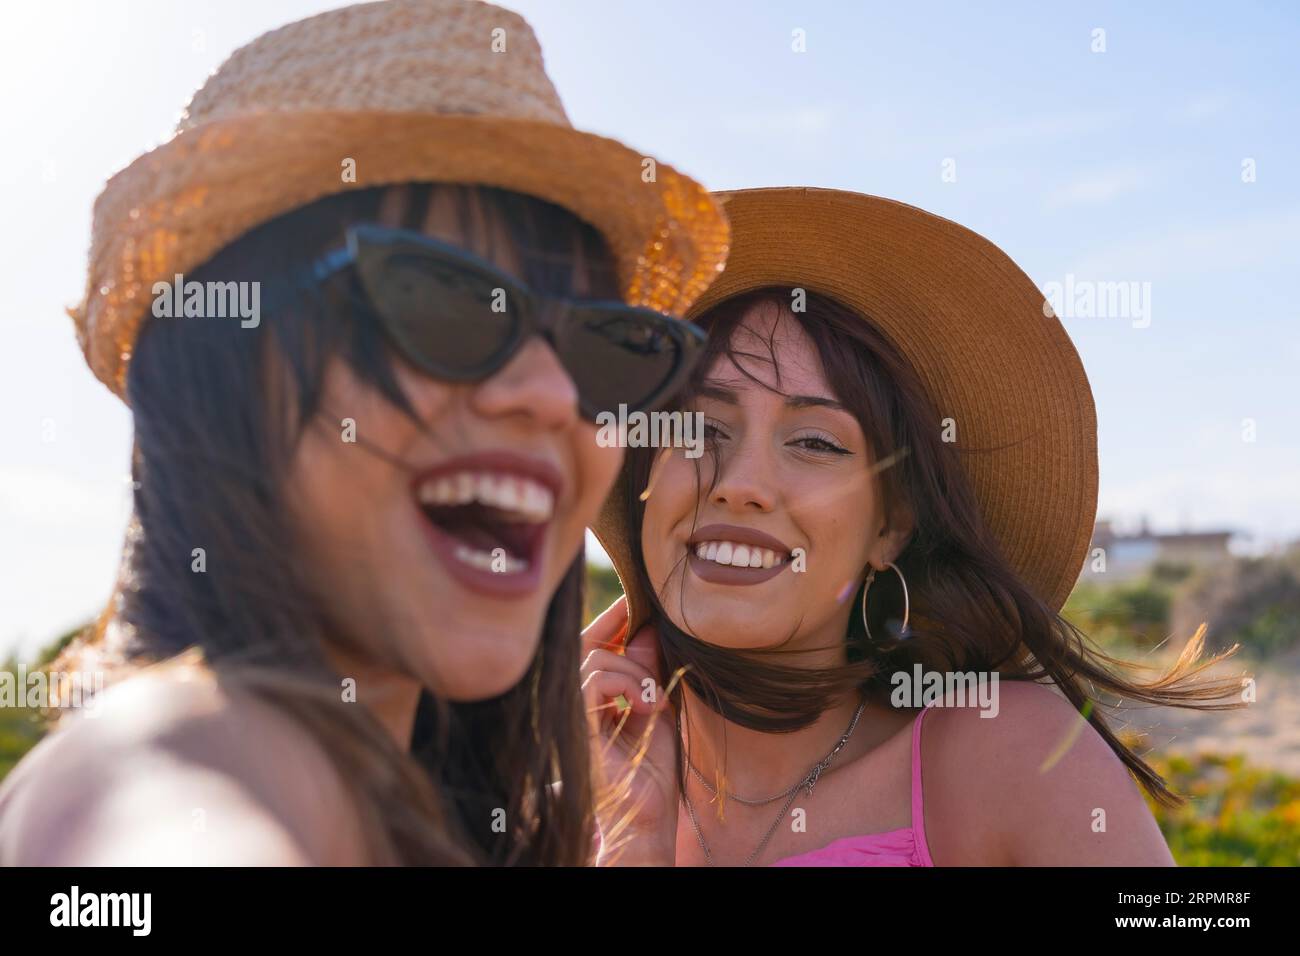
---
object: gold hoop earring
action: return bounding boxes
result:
[860,562,910,642]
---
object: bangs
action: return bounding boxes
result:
[680,289,901,473]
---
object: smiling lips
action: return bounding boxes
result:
[687,523,794,586]
[411,451,563,597]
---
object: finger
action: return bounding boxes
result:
[581,647,649,681]
[622,623,664,680]
[580,670,630,734]
[581,670,658,721]
[582,664,665,715]
[580,649,667,710]
[581,594,629,655]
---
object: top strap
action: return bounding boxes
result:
[910,704,937,866]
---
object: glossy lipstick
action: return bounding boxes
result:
[686,523,794,587]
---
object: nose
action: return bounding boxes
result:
[709,430,778,514]
[470,334,580,430]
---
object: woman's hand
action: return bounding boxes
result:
[581,595,679,865]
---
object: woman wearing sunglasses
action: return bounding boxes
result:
[583,187,1242,866]
[0,0,725,865]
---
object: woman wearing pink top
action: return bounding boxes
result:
[581,188,1244,867]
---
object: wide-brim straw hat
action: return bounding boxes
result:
[594,186,1098,634]
[69,0,730,400]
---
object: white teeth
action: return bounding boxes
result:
[453,544,529,574]
[415,470,555,523]
[497,477,521,511]
[523,481,547,517]
[419,477,461,506]
[455,471,475,503]
[691,541,789,569]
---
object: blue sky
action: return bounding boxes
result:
[1,0,1297,658]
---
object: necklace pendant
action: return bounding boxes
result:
[806,763,824,795]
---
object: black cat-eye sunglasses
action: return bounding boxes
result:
[306,224,707,421]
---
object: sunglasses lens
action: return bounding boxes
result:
[363,252,518,374]
[561,309,689,414]
[346,227,700,416]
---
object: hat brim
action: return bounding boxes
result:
[593,186,1097,633]
[73,111,730,399]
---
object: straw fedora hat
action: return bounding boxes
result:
[593,186,1098,634]
[69,0,730,401]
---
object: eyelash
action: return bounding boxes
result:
[701,420,849,456]
[792,433,849,455]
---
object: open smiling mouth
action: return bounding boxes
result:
[411,454,560,597]
[686,523,794,586]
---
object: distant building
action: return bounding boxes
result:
[1078,517,1236,583]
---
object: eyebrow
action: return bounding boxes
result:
[693,383,846,412]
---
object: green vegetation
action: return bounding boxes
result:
[0,693,43,782]
[1064,549,1300,864]
[1064,578,1172,654]
[1174,548,1300,658]
[1141,746,1300,866]
[0,623,88,781]
[1064,546,1300,661]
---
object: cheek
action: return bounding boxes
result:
[284,360,428,579]
[285,428,370,600]
[391,359,454,427]
[288,436,331,534]
[796,480,877,583]
[312,355,451,457]
[640,455,700,576]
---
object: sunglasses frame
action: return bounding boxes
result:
[307,223,707,421]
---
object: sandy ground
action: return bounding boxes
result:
[1109,646,1300,777]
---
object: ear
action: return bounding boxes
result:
[869,501,915,570]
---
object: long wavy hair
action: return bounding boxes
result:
[65,183,618,863]
[621,288,1244,808]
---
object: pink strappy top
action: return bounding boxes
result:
[769,703,936,867]
[591,704,937,866]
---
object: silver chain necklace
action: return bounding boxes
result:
[686,759,801,806]
[679,698,868,866]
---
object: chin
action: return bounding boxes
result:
[668,606,787,650]
[431,629,542,701]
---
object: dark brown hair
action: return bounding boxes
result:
[76,183,617,863]
[621,288,1242,807]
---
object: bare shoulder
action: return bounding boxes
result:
[0,662,369,865]
[922,680,1174,865]
[926,680,1117,778]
